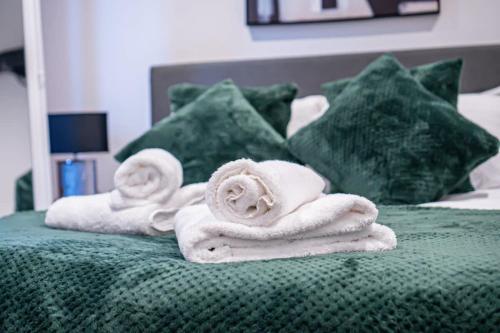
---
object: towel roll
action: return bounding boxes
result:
[110,149,183,209]
[206,159,325,226]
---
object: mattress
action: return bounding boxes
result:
[1,206,499,332]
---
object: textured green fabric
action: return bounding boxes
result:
[321,58,474,193]
[1,207,499,332]
[168,82,298,137]
[321,58,463,107]
[408,59,462,107]
[115,80,295,185]
[15,170,34,212]
[289,55,499,204]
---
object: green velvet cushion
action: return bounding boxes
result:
[408,59,462,107]
[168,82,298,137]
[288,55,499,204]
[15,170,34,212]
[321,58,463,107]
[116,80,295,185]
[321,58,473,193]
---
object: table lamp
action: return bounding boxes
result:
[48,113,108,197]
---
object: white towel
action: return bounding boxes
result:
[147,182,208,233]
[45,193,165,236]
[110,149,183,209]
[45,149,206,235]
[206,159,325,227]
[45,184,206,235]
[287,95,329,138]
[175,194,397,263]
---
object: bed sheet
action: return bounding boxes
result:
[0,207,499,332]
[420,188,500,210]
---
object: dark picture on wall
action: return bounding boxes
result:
[247,0,440,25]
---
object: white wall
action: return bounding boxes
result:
[41,0,500,192]
[0,0,31,216]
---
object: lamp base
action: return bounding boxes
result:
[57,159,97,197]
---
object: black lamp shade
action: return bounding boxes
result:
[49,113,108,154]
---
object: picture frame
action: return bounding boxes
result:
[247,0,440,26]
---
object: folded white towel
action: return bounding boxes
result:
[110,149,183,209]
[287,95,329,138]
[148,182,208,232]
[45,149,206,235]
[206,159,325,227]
[45,193,166,236]
[175,194,397,263]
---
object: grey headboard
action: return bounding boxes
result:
[151,44,500,124]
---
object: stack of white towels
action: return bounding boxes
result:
[46,150,397,264]
[45,149,207,235]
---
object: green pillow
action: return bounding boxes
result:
[15,170,34,212]
[168,82,298,137]
[116,80,296,185]
[321,58,462,106]
[408,59,462,107]
[322,58,473,193]
[288,55,499,204]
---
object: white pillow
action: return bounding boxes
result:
[481,85,500,95]
[287,95,329,138]
[458,94,500,189]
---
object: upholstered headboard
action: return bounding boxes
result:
[151,44,500,124]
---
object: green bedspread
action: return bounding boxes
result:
[0,207,499,332]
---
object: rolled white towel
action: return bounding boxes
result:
[175,194,397,263]
[206,159,325,227]
[110,149,183,210]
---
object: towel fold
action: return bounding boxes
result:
[147,182,208,233]
[206,159,325,227]
[110,148,183,210]
[45,193,165,236]
[175,194,397,263]
[45,149,206,235]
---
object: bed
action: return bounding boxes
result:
[1,207,499,332]
[2,45,500,332]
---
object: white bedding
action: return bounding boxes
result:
[420,189,500,210]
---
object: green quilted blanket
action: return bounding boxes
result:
[0,207,499,332]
